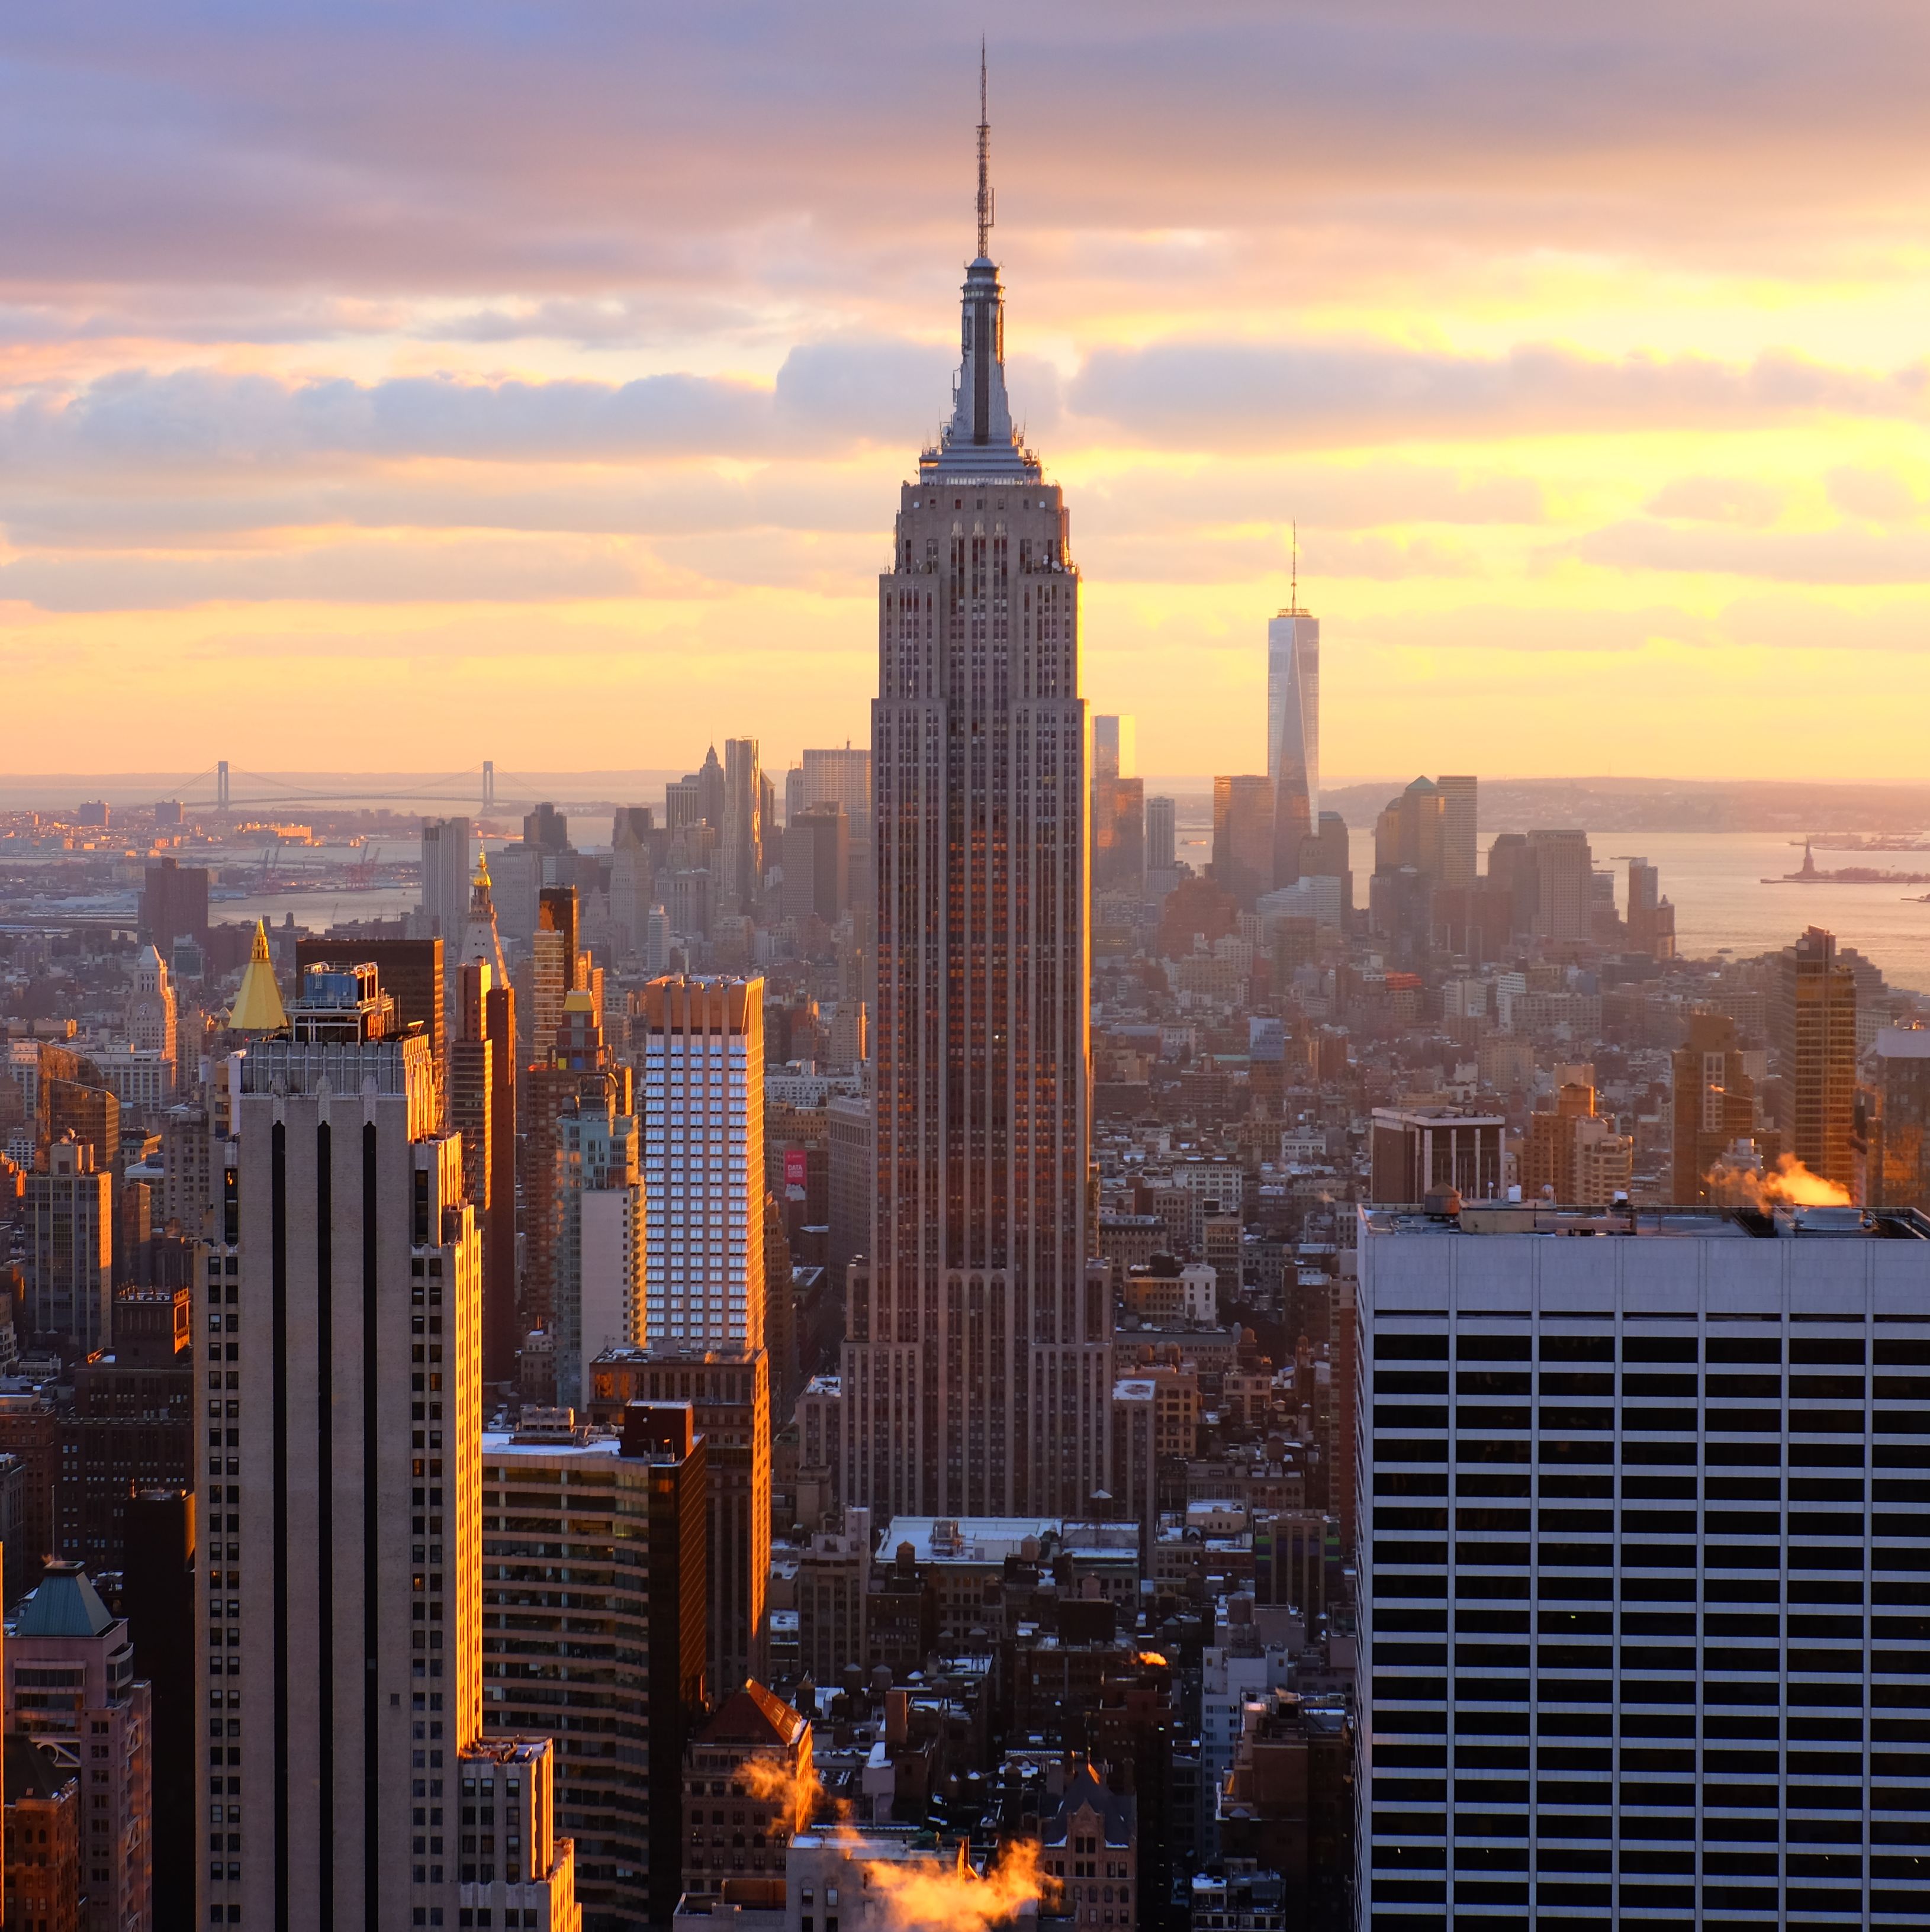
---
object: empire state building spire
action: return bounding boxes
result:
[976,40,993,260]
[935,51,1031,475]
[848,73,1108,1523]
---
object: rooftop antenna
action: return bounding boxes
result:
[976,41,993,259]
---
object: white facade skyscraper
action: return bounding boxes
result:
[639,975,766,1354]
[843,77,1110,1521]
[1358,1196,1930,1930]
[417,816,472,942]
[1267,608,1319,886]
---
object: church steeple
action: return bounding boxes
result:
[463,851,508,982]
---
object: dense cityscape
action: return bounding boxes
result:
[8,37,1930,1932]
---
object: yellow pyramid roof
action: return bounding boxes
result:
[229,920,288,1033]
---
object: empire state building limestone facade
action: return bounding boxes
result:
[843,98,1111,1519]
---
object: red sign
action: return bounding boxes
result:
[784,1149,809,1189]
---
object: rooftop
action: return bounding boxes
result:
[876,1516,1060,1564]
[697,1680,807,1751]
[1360,1202,1930,1241]
[12,1561,115,1638]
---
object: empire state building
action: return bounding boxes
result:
[842,80,1111,1519]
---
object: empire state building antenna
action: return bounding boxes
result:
[977,41,993,258]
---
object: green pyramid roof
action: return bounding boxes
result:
[14,1561,114,1638]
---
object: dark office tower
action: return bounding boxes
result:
[1212,775,1274,909]
[781,803,851,924]
[521,883,585,1065]
[594,1351,769,1698]
[664,772,702,833]
[141,855,210,951]
[521,988,626,1341]
[1373,777,1445,879]
[1626,855,1662,954]
[1671,1009,1774,1203]
[628,1402,708,1932]
[1861,1026,1930,1209]
[1146,795,1178,873]
[54,1287,191,1569]
[722,738,764,907]
[45,1078,120,1178]
[28,1136,113,1355]
[1369,1105,1505,1203]
[1774,925,1858,1191]
[481,1403,702,1928]
[764,1192,798,1416]
[1485,829,1529,934]
[197,971,577,1927]
[846,79,1110,1522]
[124,1486,195,1932]
[451,959,517,1388]
[523,800,570,854]
[4,1728,82,1925]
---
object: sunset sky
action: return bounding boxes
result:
[8,0,1930,782]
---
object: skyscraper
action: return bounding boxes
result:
[845,76,1110,1521]
[588,1352,770,1702]
[450,856,519,1387]
[1357,1196,1930,1929]
[639,975,766,1355]
[195,966,578,1927]
[522,985,628,1342]
[416,816,472,946]
[1093,713,1136,780]
[722,738,764,908]
[1267,608,1318,888]
[1093,775,1146,894]
[1435,774,1478,890]
[1526,826,1594,944]
[797,744,871,823]
[1671,1009,1773,1203]
[1092,713,1144,892]
[1861,1026,1930,1209]
[1775,925,1858,1191]
[1212,774,1275,909]
[480,1405,704,1930]
[28,1137,112,1354]
[1146,795,1178,874]
[5,1561,153,1931]
[140,855,209,952]
[523,884,583,1060]
[781,803,851,924]
[552,1093,645,1412]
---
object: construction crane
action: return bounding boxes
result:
[257,836,282,890]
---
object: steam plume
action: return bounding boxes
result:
[1706,1152,1852,1210]
[740,1752,837,1835]
[863,1838,1057,1932]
